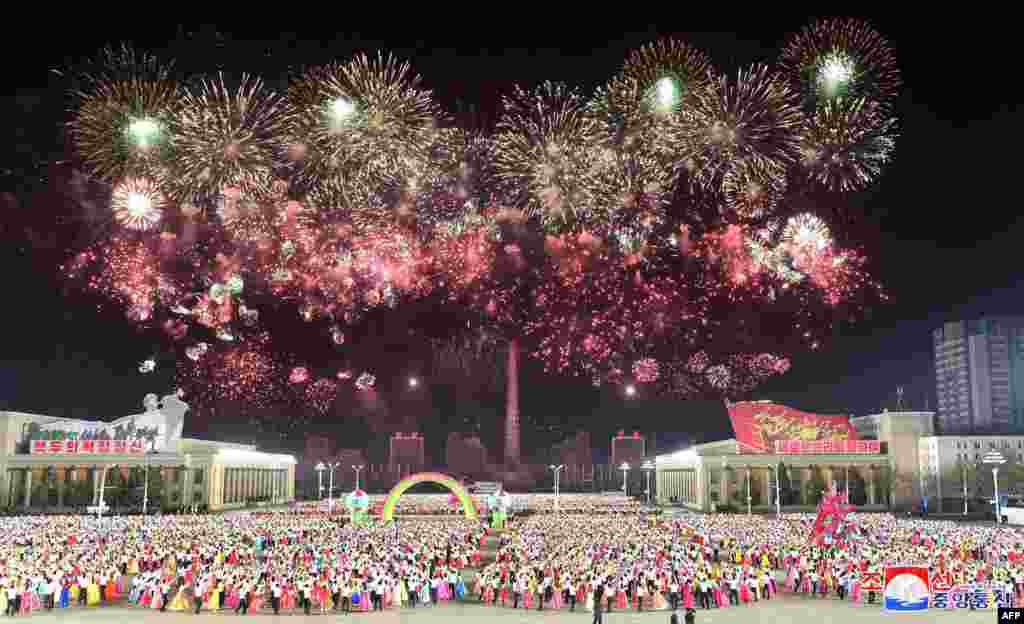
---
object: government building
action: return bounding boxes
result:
[0,393,296,511]
[655,402,934,512]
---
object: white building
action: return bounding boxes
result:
[917,434,1024,508]
[0,394,296,511]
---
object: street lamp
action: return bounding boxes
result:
[625,385,636,397]
[620,462,631,497]
[353,464,364,491]
[408,377,419,388]
[142,454,151,516]
[960,458,969,516]
[774,464,782,519]
[984,451,1006,524]
[98,464,117,520]
[325,462,340,509]
[315,462,326,501]
[549,464,564,512]
[745,466,752,516]
[641,460,655,506]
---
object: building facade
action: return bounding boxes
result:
[655,440,890,512]
[918,434,1024,508]
[933,318,1024,434]
[611,431,646,467]
[0,394,296,511]
[656,410,938,512]
[388,432,425,470]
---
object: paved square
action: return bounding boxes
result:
[12,597,993,623]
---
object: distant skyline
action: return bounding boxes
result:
[1,18,1020,453]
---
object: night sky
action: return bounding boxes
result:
[0,16,1019,460]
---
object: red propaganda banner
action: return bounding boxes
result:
[79,440,95,453]
[47,440,63,454]
[111,440,126,454]
[30,440,47,454]
[95,439,111,454]
[129,439,145,454]
[30,437,147,454]
[64,440,78,453]
[727,401,859,453]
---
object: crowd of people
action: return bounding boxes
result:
[1,504,1023,616]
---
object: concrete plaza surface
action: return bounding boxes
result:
[11,597,995,624]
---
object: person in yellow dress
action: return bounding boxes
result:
[0,582,8,615]
[86,577,101,606]
[168,582,190,611]
[207,580,223,611]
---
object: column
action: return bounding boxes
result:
[182,467,193,508]
[720,464,728,508]
[763,468,772,508]
[228,469,235,503]
[56,468,65,509]
[23,469,32,508]
[867,465,877,505]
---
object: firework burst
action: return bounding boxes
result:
[305,378,338,415]
[111,177,165,231]
[683,64,802,192]
[283,53,443,218]
[779,17,900,112]
[798,98,897,191]
[495,82,601,232]
[164,74,283,203]
[618,38,715,114]
[177,334,283,406]
[69,45,179,181]
[216,188,281,242]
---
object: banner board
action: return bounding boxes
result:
[727,401,861,454]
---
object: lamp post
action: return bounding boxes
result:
[325,462,341,510]
[642,460,655,506]
[745,466,752,516]
[315,462,326,501]
[620,462,631,497]
[774,464,782,519]
[984,451,1006,524]
[549,464,564,512]
[98,464,116,520]
[961,459,969,516]
[142,455,150,516]
[353,464,364,491]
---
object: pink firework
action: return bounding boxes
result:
[355,372,376,391]
[176,334,282,406]
[305,378,338,415]
[632,358,660,383]
[65,237,178,319]
[289,366,310,384]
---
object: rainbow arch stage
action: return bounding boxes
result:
[380,472,479,522]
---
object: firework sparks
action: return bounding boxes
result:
[495,82,601,232]
[164,74,283,202]
[111,177,165,231]
[69,45,180,180]
[305,378,338,415]
[176,334,283,406]
[355,372,376,391]
[779,17,901,112]
[283,53,443,219]
[684,64,803,191]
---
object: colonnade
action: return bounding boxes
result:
[222,467,288,505]
[3,464,200,510]
[658,462,886,510]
